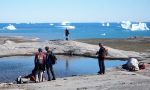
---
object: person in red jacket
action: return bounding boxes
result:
[34,48,46,83]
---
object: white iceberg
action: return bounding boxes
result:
[61,21,70,26]
[101,22,110,27]
[3,24,16,30]
[50,23,54,26]
[121,21,149,31]
[106,23,109,27]
[131,23,149,31]
[102,23,105,26]
[101,33,106,36]
[121,21,132,30]
[58,25,75,30]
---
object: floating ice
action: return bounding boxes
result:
[61,21,70,26]
[102,23,105,26]
[3,24,16,30]
[101,23,110,27]
[131,23,149,31]
[121,21,149,31]
[101,33,106,36]
[58,25,75,30]
[121,21,132,29]
[106,23,109,27]
[50,23,54,26]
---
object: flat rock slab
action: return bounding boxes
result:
[0,39,141,59]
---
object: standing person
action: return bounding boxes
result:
[64,28,69,40]
[34,48,46,83]
[45,46,56,81]
[96,43,108,75]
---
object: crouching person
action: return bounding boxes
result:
[34,48,46,83]
[127,57,139,71]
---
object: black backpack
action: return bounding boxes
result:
[48,52,57,64]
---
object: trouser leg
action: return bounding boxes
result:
[102,60,105,74]
[100,61,103,74]
[46,67,51,81]
[35,71,39,82]
[50,66,56,79]
[98,59,101,73]
[39,71,43,82]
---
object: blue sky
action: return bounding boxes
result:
[0,0,149,23]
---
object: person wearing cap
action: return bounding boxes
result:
[45,46,56,81]
[34,48,46,83]
[96,43,108,75]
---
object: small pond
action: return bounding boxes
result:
[0,55,126,82]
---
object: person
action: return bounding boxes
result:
[64,28,69,40]
[45,46,56,81]
[34,48,46,83]
[96,43,108,75]
[127,57,139,71]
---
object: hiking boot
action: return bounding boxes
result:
[48,79,51,81]
[52,78,56,80]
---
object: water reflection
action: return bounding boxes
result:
[0,55,126,82]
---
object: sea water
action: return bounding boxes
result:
[0,56,126,83]
[0,23,150,40]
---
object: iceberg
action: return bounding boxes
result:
[50,23,54,26]
[3,24,16,30]
[106,23,109,27]
[121,21,132,30]
[101,33,106,36]
[101,23,110,27]
[61,21,70,26]
[58,25,75,30]
[131,23,149,31]
[121,21,149,31]
[102,23,105,26]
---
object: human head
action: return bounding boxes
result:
[45,46,49,51]
[99,43,103,47]
[38,48,42,52]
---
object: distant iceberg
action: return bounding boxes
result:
[106,23,110,27]
[50,23,54,26]
[61,21,70,26]
[101,22,110,27]
[3,24,16,30]
[58,25,75,30]
[121,21,149,31]
[101,33,106,36]
[121,21,132,29]
[58,21,75,29]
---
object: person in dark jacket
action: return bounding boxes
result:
[64,28,69,40]
[96,43,108,75]
[45,46,56,81]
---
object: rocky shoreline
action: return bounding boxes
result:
[0,37,143,59]
[0,36,150,90]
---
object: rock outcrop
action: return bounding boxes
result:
[0,39,141,59]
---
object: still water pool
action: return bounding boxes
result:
[0,55,126,82]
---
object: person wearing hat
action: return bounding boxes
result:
[34,48,46,83]
[96,43,108,75]
[45,46,56,81]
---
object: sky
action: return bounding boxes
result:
[0,0,150,23]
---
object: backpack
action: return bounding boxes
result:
[49,52,57,64]
[139,62,145,70]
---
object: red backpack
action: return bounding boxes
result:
[139,62,145,70]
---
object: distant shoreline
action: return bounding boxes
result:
[76,37,150,52]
